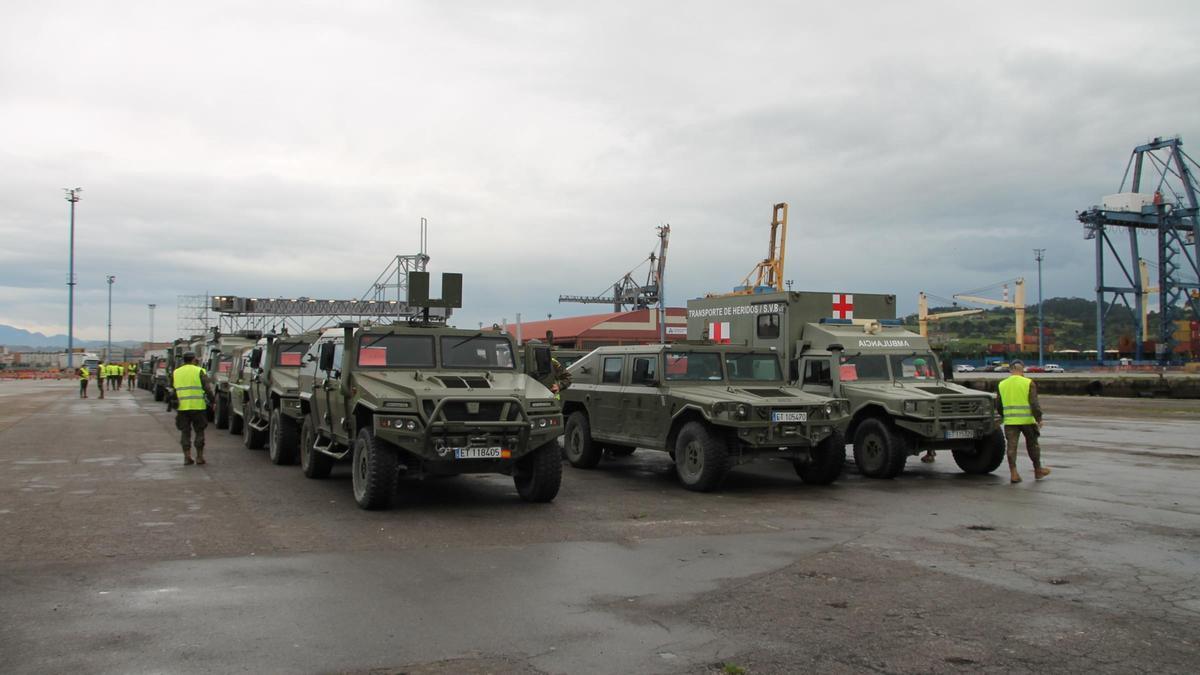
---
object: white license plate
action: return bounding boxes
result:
[453,447,505,459]
[944,430,976,440]
[772,411,808,423]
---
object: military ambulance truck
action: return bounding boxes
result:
[686,291,1004,478]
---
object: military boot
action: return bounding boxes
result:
[195,450,206,466]
[1035,467,1051,480]
[1010,467,1022,484]
[183,451,195,466]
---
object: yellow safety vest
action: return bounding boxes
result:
[173,364,207,411]
[997,375,1036,426]
[79,367,89,381]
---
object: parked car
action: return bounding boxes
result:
[954,364,976,373]
[1025,366,1045,373]
[1043,364,1065,373]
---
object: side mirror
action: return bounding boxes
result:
[249,348,263,369]
[525,344,553,380]
[318,341,336,372]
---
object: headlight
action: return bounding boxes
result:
[903,401,918,414]
[537,418,549,428]
[404,419,418,431]
[824,402,834,416]
[735,404,749,420]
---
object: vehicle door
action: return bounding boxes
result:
[622,352,663,447]
[798,356,835,398]
[324,339,348,443]
[592,355,626,439]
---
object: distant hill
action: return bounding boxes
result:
[0,324,142,352]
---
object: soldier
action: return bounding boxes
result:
[173,351,214,465]
[97,363,106,399]
[549,357,571,398]
[997,360,1050,484]
[78,365,90,398]
[126,362,137,390]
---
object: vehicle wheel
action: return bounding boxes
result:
[214,394,230,430]
[153,385,164,402]
[953,428,1006,474]
[268,408,299,466]
[300,416,333,479]
[563,412,602,468]
[514,441,563,503]
[606,444,636,457]
[853,418,908,479]
[243,401,267,449]
[229,404,244,435]
[795,430,846,485]
[352,428,398,510]
[673,421,731,492]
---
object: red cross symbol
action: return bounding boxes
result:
[832,294,854,320]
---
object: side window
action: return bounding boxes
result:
[631,356,657,384]
[757,313,780,339]
[601,357,623,384]
[802,359,832,386]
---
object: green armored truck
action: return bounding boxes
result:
[560,343,850,491]
[686,292,1004,479]
[228,331,319,463]
[297,272,566,510]
[196,330,262,429]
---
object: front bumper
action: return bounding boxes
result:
[373,396,563,461]
[894,415,999,448]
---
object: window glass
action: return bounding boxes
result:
[217,355,233,374]
[725,353,782,381]
[664,352,723,381]
[439,336,514,369]
[601,357,623,384]
[891,354,940,381]
[802,359,833,386]
[756,313,781,339]
[631,356,658,384]
[839,354,889,381]
[276,341,309,366]
[357,335,435,368]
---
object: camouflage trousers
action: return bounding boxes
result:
[1004,424,1041,469]
[176,410,208,454]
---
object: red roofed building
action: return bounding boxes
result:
[508,308,688,348]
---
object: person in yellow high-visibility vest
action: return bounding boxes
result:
[996,360,1050,484]
[78,366,90,399]
[126,362,137,390]
[173,351,214,465]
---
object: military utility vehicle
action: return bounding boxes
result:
[197,330,262,429]
[550,348,590,369]
[229,331,319,464]
[687,291,1004,478]
[297,272,565,510]
[560,343,850,491]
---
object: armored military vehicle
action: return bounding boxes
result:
[297,272,565,510]
[229,331,319,464]
[686,291,1004,478]
[560,343,850,491]
[197,330,262,429]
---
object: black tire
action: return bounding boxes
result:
[352,427,398,510]
[853,418,909,479]
[300,416,333,479]
[673,421,731,492]
[243,401,267,449]
[795,430,846,485]
[953,428,1006,474]
[153,385,165,402]
[268,408,299,466]
[563,412,603,468]
[606,445,636,457]
[214,394,230,430]
[514,441,563,503]
[229,403,244,435]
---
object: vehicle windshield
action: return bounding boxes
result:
[664,352,723,381]
[217,355,233,374]
[440,336,515,369]
[839,354,889,381]
[357,334,436,368]
[891,353,941,381]
[724,353,783,381]
[276,341,309,367]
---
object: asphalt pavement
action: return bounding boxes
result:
[1,380,1197,674]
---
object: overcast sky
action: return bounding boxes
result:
[2,1,1197,341]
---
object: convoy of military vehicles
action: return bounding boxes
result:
[135,206,1006,511]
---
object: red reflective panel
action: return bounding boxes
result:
[839,364,858,382]
[218,362,232,373]
[279,352,301,366]
[359,347,386,366]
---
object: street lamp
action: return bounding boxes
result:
[1034,249,1045,367]
[148,304,157,346]
[106,275,116,362]
[64,188,82,367]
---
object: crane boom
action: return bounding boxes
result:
[709,202,789,297]
[917,291,984,337]
[953,279,1026,347]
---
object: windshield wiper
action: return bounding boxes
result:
[451,332,484,349]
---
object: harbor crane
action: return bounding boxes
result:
[917,292,984,338]
[953,279,1027,348]
[559,225,671,312]
[710,202,789,297]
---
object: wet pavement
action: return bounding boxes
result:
[1,380,1197,674]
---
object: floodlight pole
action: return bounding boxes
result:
[1034,249,1045,367]
[106,275,116,361]
[64,188,82,368]
[148,304,157,346]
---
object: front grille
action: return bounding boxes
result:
[423,400,520,422]
[938,399,978,415]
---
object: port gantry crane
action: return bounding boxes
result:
[709,202,789,297]
[917,292,984,338]
[952,279,1027,348]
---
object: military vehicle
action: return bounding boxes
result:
[551,348,590,369]
[229,331,319,464]
[197,330,262,429]
[297,272,565,510]
[560,343,850,491]
[686,291,1004,478]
